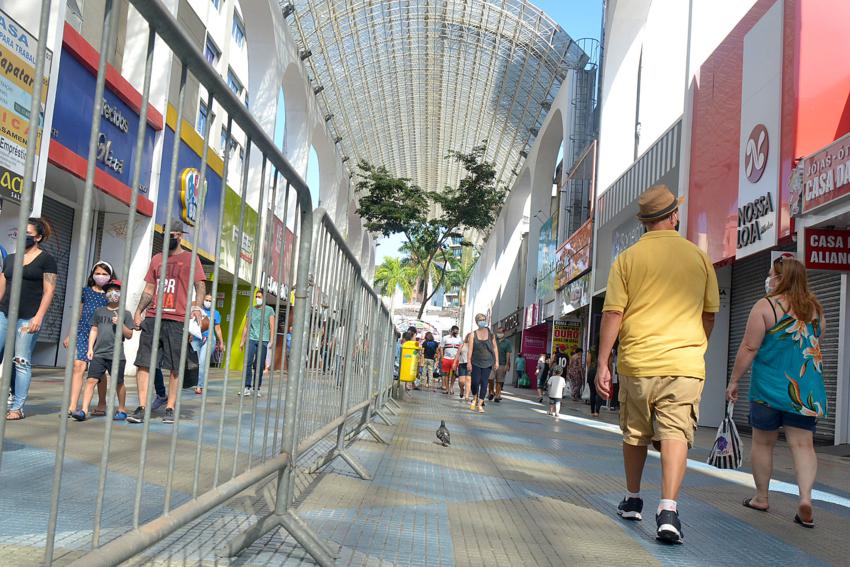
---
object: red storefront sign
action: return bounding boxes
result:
[555,219,592,289]
[800,132,850,213]
[804,228,850,271]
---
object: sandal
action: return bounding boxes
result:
[71,410,87,421]
[794,514,814,528]
[5,409,24,420]
[91,409,107,417]
[743,497,769,512]
[113,411,128,421]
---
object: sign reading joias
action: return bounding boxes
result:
[800,132,850,213]
[805,228,850,271]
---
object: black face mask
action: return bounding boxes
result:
[674,221,680,232]
[168,236,179,251]
[24,235,36,249]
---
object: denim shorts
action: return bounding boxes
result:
[749,401,817,433]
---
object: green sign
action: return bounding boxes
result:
[220,187,258,282]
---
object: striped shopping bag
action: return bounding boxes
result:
[707,402,743,470]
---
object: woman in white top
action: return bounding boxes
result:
[453,333,472,402]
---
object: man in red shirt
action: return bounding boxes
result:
[128,219,205,424]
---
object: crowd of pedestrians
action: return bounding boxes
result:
[2,218,285,424]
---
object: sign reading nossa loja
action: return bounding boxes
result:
[799,131,850,214]
[804,228,850,271]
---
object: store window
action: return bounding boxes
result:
[204,37,220,67]
[232,14,246,49]
[197,101,209,135]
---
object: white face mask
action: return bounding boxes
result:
[477,320,487,328]
[106,290,120,304]
[203,300,212,309]
[255,297,263,306]
[765,276,774,295]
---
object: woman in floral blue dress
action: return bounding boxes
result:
[65,261,113,416]
[727,256,825,528]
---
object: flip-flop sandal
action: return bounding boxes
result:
[71,410,86,422]
[5,409,24,420]
[794,514,814,528]
[113,411,128,421]
[91,409,107,417]
[743,498,769,512]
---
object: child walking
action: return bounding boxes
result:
[71,279,134,421]
[546,364,566,418]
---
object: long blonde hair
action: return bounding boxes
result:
[769,257,822,323]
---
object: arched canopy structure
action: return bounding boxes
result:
[285,0,587,196]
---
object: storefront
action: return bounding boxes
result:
[555,217,592,355]
[8,23,162,366]
[687,0,850,441]
[155,104,293,372]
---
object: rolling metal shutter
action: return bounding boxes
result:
[728,251,770,430]
[38,196,75,344]
[727,250,840,441]
[807,271,840,440]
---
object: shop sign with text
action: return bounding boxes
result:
[551,320,581,355]
[536,214,558,301]
[0,8,51,203]
[52,45,154,195]
[799,132,850,214]
[736,1,782,259]
[804,228,850,272]
[555,219,592,289]
[560,272,589,316]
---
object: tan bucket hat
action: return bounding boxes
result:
[636,184,685,222]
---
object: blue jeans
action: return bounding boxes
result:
[471,365,491,400]
[245,340,267,389]
[198,337,215,388]
[0,312,41,412]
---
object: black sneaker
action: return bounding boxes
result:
[126,406,145,424]
[656,509,683,544]
[488,393,495,401]
[162,408,175,424]
[617,497,643,521]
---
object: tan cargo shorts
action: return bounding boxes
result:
[619,375,704,448]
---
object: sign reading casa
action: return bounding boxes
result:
[800,131,850,213]
[805,228,850,271]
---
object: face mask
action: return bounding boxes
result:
[255,297,263,306]
[451,331,458,337]
[93,274,110,287]
[477,320,487,329]
[765,276,774,295]
[168,236,179,250]
[25,235,36,249]
[106,290,120,303]
[203,300,212,309]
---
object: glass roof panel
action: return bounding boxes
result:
[286,0,587,195]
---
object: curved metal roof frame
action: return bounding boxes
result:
[285,0,587,199]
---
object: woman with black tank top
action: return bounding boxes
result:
[466,313,499,413]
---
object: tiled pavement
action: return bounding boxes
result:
[3,372,850,565]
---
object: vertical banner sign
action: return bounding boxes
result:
[736,0,782,259]
[551,320,581,356]
[0,9,52,203]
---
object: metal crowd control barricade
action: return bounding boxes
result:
[0,1,396,566]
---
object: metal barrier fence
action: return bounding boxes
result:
[0,0,398,565]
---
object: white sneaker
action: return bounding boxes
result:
[7,392,12,405]
[256,390,262,398]
[240,387,252,397]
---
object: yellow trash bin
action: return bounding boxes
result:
[399,340,419,383]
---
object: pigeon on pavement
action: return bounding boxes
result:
[436,420,451,447]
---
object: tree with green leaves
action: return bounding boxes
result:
[373,256,416,311]
[356,144,506,318]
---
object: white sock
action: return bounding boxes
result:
[657,499,677,514]
[627,491,641,499]
[554,401,561,414]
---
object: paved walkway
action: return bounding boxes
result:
[4,373,850,565]
[220,385,849,567]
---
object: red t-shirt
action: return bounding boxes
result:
[144,251,205,321]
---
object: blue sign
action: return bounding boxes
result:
[156,125,223,258]
[51,47,156,192]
